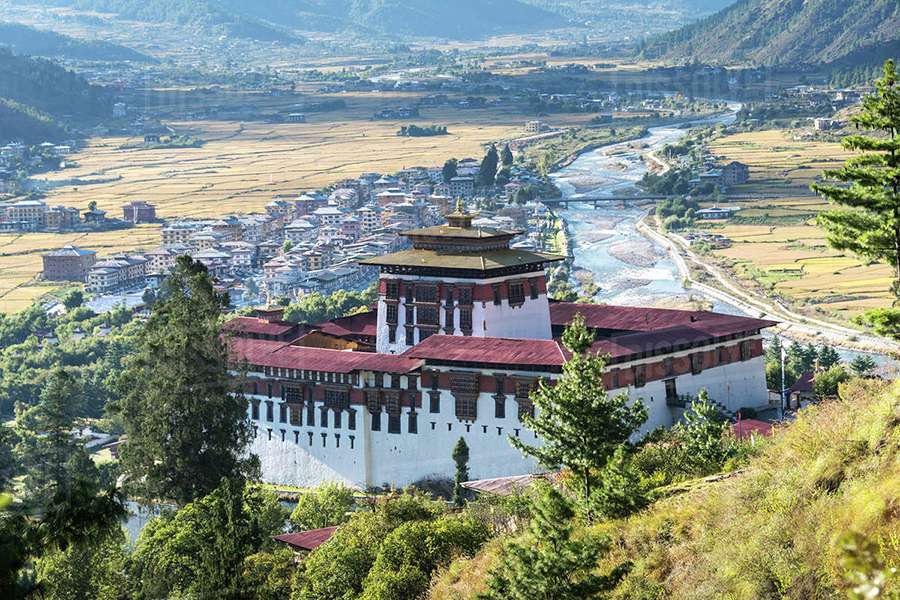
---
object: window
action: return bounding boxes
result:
[405,304,414,324]
[611,369,620,389]
[458,287,472,306]
[306,400,315,424]
[634,365,646,388]
[419,328,432,342]
[408,411,418,433]
[444,285,454,304]
[664,378,677,404]
[529,278,539,299]
[451,373,479,421]
[429,390,441,413]
[418,306,439,326]
[320,407,328,428]
[740,341,752,361]
[251,400,259,420]
[405,327,414,346]
[444,308,455,332]
[691,353,704,375]
[718,346,728,364]
[348,409,356,430]
[459,308,473,332]
[495,396,505,419]
[405,283,414,302]
[492,284,502,305]
[386,303,398,324]
[371,411,381,431]
[388,414,401,434]
[279,404,287,423]
[416,285,437,303]
[508,282,525,305]
[386,280,399,299]
[333,409,341,428]
[285,386,303,404]
[267,383,273,398]
[388,326,396,343]
[265,401,274,421]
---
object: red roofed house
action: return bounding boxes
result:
[226,205,775,489]
[274,526,338,552]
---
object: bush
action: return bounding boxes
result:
[289,482,355,530]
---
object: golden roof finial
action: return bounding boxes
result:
[455,198,464,214]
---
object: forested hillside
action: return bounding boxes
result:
[0,22,152,62]
[642,0,900,67]
[25,0,564,40]
[0,48,111,143]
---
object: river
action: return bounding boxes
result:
[551,110,740,311]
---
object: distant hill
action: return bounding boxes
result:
[26,0,564,40]
[642,0,900,67]
[0,48,112,143]
[0,22,153,62]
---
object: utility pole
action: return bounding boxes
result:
[780,338,787,420]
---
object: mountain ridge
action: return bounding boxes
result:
[642,0,900,67]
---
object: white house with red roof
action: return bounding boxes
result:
[226,205,774,489]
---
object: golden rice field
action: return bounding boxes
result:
[0,226,161,313]
[700,130,894,321]
[3,98,573,312]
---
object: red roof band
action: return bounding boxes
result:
[274,526,339,551]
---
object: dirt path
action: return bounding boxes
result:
[638,216,900,355]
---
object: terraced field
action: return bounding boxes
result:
[698,129,892,321]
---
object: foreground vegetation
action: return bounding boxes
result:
[432,378,900,599]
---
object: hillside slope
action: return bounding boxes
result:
[643,0,900,67]
[0,22,152,62]
[431,379,900,598]
[24,0,564,40]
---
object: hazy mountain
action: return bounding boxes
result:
[521,0,737,31]
[0,22,153,61]
[642,0,900,67]
[23,0,564,40]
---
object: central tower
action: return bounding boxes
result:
[361,204,565,354]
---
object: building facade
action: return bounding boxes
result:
[42,245,96,281]
[227,207,774,489]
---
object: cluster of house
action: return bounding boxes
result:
[0,198,157,233]
[0,141,77,195]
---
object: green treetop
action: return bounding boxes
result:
[478,144,499,187]
[452,436,470,507]
[114,256,258,505]
[812,60,900,334]
[511,314,647,518]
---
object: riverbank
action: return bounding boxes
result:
[639,215,900,355]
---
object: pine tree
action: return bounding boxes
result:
[451,437,470,507]
[812,60,900,335]
[15,369,95,507]
[500,144,513,167]
[817,345,841,370]
[480,484,623,599]
[478,144,499,187]
[114,256,258,505]
[849,354,877,377]
[511,315,647,518]
[442,158,458,184]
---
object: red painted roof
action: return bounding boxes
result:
[274,526,338,551]
[315,310,377,338]
[550,302,776,335]
[223,316,297,337]
[790,371,815,393]
[403,335,568,367]
[228,337,422,374]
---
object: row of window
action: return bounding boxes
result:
[385,281,474,306]
[618,342,754,389]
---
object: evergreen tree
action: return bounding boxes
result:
[452,437,470,507]
[817,345,841,370]
[812,60,900,335]
[588,445,649,521]
[15,369,94,506]
[478,144,499,187]
[114,256,257,505]
[500,143,513,167]
[849,354,878,377]
[442,158,458,184]
[480,484,623,599]
[512,315,647,518]
[675,389,731,475]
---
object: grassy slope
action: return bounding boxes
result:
[644,0,900,66]
[430,379,900,599]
